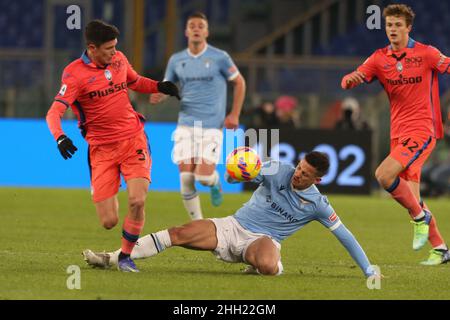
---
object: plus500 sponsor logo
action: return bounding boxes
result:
[386,76,422,86]
[88,82,127,99]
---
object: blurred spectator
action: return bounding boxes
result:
[445,106,450,146]
[319,100,342,129]
[421,105,450,196]
[334,97,369,131]
[252,100,279,128]
[274,95,301,129]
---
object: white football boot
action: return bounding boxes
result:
[82,249,112,269]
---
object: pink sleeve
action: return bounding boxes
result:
[426,46,450,74]
[47,68,80,140]
[357,52,378,83]
[123,53,159,93]
[127,75,159,93]
[54,69,80,106]
[46,101,67,141]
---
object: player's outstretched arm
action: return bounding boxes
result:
[46,101,78,160]
[341,71,366,90]
[124,52,180,99]
[427,46,450,75]
[224,74,246,129]
[330,222,377,277]
[224,171,264,185]
[224,159,277,185]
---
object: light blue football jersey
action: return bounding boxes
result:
[234,161,340,243]
[232,161,375,277]
[164,44,239,129]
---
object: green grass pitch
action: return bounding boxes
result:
[1,188,449,300]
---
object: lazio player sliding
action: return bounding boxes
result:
[342,4,450,265]
[150,12,246,221]
[46,20,180,272]
[83,151,379,279]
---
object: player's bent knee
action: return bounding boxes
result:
[374,166,384,181]
[195,173,217,187]
[128,196,146,212]
[375,168,395,188]
[101,216,119,229]
[257,262,279,276]
[256,257,279,276]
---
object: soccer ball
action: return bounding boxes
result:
[226,147,261,181]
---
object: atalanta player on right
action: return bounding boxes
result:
[342,4,450,265]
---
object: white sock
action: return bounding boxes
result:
[153,230,172,249]
[132,230,172,259]
[109,250,120,265]
[131,234,161,259]
[180,172,203,220]
[183,196,203,220]
[109,231,173,263]
[433,244,448,251]
[414,210,425,220]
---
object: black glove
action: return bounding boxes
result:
[57,135,78,160]
[157,81,181,100]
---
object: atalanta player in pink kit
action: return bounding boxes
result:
[342,4,450,265]
[46,20,180,272]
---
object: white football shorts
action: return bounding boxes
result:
[210,216,282,266]
[172,125,223,165]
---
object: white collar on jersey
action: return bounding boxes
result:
[187,44,208,58]
[291,184,314,204]
[291,183,314,193]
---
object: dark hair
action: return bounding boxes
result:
[187,12,208,23]
[304,151,330,177]
[85,20,119,47]
[383,4,415,26]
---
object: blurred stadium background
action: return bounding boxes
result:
[1,0,450,195]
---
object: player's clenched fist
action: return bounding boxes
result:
[341,71,366,89]
[56,135,77,160]
[149,93,166,105]
[224,113,239,129]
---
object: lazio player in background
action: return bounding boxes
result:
[150,12,246,221]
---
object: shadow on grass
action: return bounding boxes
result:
[79,264,361,280]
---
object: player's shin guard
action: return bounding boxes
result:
[180,172,203,220]
[421,201,447,250]
[120,217,144,258]
[385,177,424,219]
[130,230,172,259]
